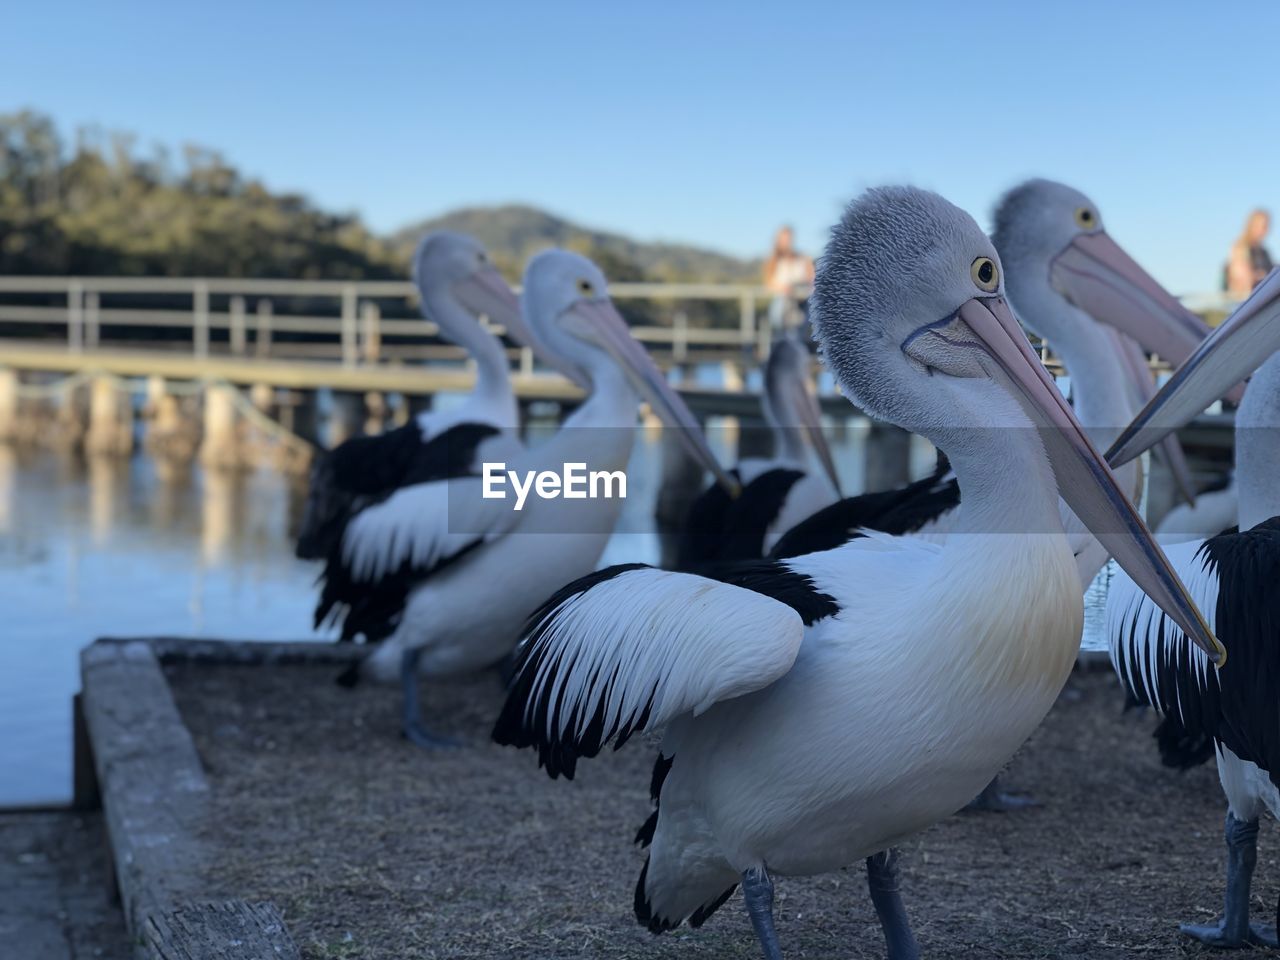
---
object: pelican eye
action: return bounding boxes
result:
[970,256,999,293]
[577,279,595,296]
[1074,207,1097,229]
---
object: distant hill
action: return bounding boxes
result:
[389,205,760,285]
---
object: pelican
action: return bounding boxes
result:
[765,184,1207,811]
[675,332,841,569]
[295,231,578,559]
[493,187,1220,959]
[1106,267,1280,948]
[316,249,731,748]
[769,179,1203,565]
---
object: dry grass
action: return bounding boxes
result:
[167,663,1275,959]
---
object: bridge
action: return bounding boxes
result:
[0,275,1240,518]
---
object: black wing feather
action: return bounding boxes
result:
[674,468,805,570]
[295,421,499,559]
[1117,517,1280,786]
[769,457,957,559]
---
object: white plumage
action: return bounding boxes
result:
[496,186,1217,958]
[318,249,729,748]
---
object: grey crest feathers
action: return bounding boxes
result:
[810,186,994,418]
[991,178,1095,263]
[411,230,480,291]
[989,178,1057,254]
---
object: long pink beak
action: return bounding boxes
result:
[1108,266,1280,467]
[455,266,591,389]
[954,296,1224,666]
[569,299,738,495]
[1106,328,1197,506]
[1051,231,1245,405]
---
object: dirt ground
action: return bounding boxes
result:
[167,662,1276,960]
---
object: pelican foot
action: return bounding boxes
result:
[1179,919,1278,948]
[866,850,920,960]
[741,866,784,960]
[1180,814,1275,949]
[399,648,460,751]
[965,776,1037,812]
[401,721,464,752]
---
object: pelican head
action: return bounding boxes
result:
[990,179,1233,398]
[522,249,737,493]
[812,185,1223,665]
[413,232,584,383]
[763,335,841,493]
[992,180,1199,502]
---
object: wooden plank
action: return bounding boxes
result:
[79,641,209,933]
[141,901,298,960]
[80,639,303,959]
[96,636,365,666]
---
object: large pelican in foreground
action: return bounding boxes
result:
[295,232,577,559]
[770,179,1203,563]
[494,187,1220,959]
[1106,268,1280,948]
[317,250,731,747]
[675,332,841,569]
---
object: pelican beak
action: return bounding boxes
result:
[1107,328,1197,506]
[1050,231,1244,404]
[1107,267,1280,468]
[954,296,1225,666]
[567,299,739,495]
[456,266,591,390]
[783,372,842,496]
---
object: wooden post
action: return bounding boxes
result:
[673,311,689,364]
[520,346,534,376]
[193,281,210,359]
[364,391,388,435]
[85,291,101,350]
[249,382,274,415]
[328,390,366,448]
[200,383,241,469]
[360,301,381,363]
[86,375,132,456]
[340,285,358,367]
[864,420,912,492]
[255,299,273,358]
[68,279,84,353]
[279,390,320,446]
[739,291,755,347]
[0,368,16,442]
[229,296,247,356]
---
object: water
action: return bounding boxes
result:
[0,423,713,808]
[0,413,1111,808]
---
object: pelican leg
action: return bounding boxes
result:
[741,866,784,960]
[866,849,920,960]
[1181,814,1278,948]
[400,649,462,751]
[965,774,1037,812]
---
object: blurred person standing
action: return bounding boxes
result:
[763,226,814,330]
[1225,208,1273,298]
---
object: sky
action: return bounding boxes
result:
[5,0,1278,293]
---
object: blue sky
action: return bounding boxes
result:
[5,1,1277,292]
